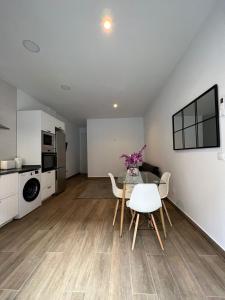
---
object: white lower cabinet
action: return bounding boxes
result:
[0,195,18,226]
[0,173,18,227]
[41,170,55,201]
[0,173,18,199]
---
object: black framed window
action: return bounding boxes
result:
[172,85,220,150]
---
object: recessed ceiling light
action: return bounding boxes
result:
[104,20,112,30]
[61,84,71,91]
[22,40,40,53]
[101,16,113,33]
[113,103,118,108]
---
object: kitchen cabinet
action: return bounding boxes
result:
[55,118,65,131]
[42,112,66,133]
[41,111,55,134]
[17,110,65,166]
[0,172,18,199]
[41,170,55,201]
[0,173,18,226]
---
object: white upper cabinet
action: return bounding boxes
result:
[55,118,65,131]
[17,110,65,165]
[41,111,55,134]
[41,112,65,133]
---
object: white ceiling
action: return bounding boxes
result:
[0,0,217,124]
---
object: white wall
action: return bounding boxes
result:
[87,118,144,177]
[0,78,17,160]
[144,3,225,250]
[17,89,80,178]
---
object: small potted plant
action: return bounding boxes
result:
[121,145,146,176]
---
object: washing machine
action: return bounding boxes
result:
[16,169,41,219]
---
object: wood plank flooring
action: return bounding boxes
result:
[0,175,225,300]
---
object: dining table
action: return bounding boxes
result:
[117,171,167,238]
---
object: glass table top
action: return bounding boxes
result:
[117,171,165,185]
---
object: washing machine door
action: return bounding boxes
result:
[23,178,40,202]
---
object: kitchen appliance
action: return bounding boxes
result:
[15,157,23,169]
[55,128,66,194]
[42,152,56,173]
[42,130,55,152]
[0,160,16,170]
[16,168,41,218]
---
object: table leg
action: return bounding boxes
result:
[160,207,167,238]
[120,183,126,237]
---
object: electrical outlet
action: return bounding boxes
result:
[219,97,225,116]
[217,151,225,161]
[171,187,176,196]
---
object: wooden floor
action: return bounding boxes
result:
[0,175,225,300]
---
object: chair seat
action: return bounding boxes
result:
[126,199,158,213]
[127,206,156,213]
[127,184,162,213]
[117,185,133,199]
[108,172,134,230]
[127,183,164,251]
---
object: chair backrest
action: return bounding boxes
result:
[128,184,162,213]
[108,173,121,198]
[158,172,171,199]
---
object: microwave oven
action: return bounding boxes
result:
[42,130,55,152]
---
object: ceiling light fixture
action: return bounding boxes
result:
[61,84,71,91]
[22,40,40,53]
[113,103,118,108]
[101,16,113,33]
[104,19,112,30]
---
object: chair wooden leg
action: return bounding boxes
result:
[132,213,140,251]
[129,211,136,231]
[120,184,126,237]
[162,200,172,227]
[113,199,119,227]
[130,208,134,217]
[151,214,164,251]
[148,213,154,229]
[160,207,167,238]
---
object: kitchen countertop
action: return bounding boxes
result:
[0,165,41,176]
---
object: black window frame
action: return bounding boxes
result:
[172,85,220,150]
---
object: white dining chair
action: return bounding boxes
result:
[108,173,133,227]
[126,184,164,251]
[159,172,172,227]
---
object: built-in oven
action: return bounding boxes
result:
[42,152,56,173]
[42,130,55,153]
